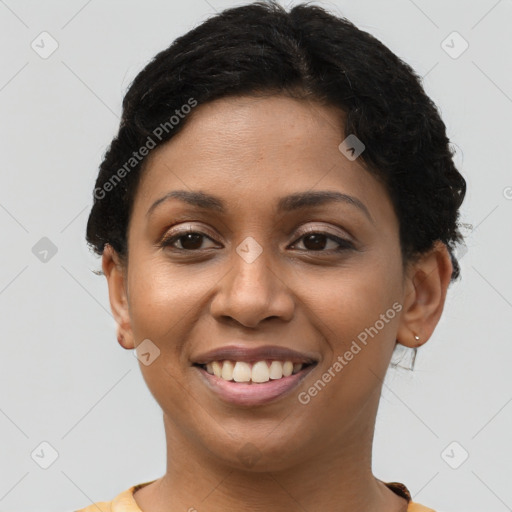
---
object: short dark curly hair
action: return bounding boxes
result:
[86,0,467,282]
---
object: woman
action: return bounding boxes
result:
[78,1,466,511]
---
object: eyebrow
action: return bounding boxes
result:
[146,189,374,224]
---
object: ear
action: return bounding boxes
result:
[396,240,453,348]
[102,244,135,350]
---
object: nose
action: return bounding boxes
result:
[210,248,295,328]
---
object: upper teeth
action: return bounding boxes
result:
[204,360,304,383]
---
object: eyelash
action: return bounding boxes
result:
[158,226,354,253]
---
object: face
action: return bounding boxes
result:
[104,95,441,471]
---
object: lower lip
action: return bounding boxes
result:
[195,365,316,407]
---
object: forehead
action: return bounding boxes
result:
[133,95,396,225]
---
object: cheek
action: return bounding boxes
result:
[126,257,222,346]
[294,281,400,427]
[302,253,402,338]
[296,252,402,390]
[125,260,208,415]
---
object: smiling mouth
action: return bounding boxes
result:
[193,359,316,384]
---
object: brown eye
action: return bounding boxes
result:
[291,231,354,252]
[160,231,218,251]
[302,233,328,250]
[177,233,204,250]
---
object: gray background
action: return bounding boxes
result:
[0,1,511,511]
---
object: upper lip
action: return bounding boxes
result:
[191,344,319,365]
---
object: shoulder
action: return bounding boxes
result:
[74,480,157,512]
[408,501,437,511]
[383,481,437,512]
[74,500,113,512]
[74,483,144,512]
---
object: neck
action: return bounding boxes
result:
[133,394,408,512]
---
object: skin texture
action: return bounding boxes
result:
[102,95,453,512]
